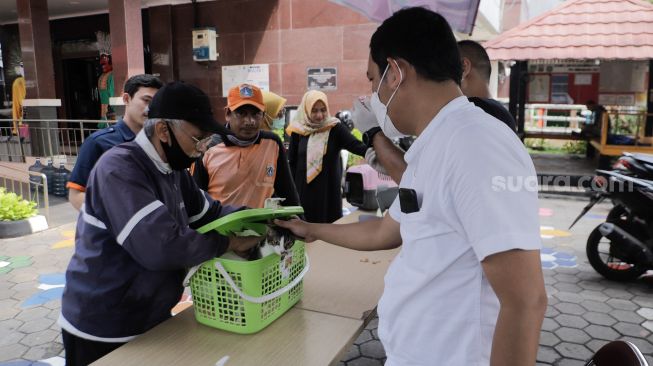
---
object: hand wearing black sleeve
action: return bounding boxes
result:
[271,135,300,206]
[287,133,300,177]
[333,123,367,156]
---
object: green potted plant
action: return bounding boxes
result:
[0,188,48,238]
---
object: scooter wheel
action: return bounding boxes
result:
[586,224,646,281]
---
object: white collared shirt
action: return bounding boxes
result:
[379,96,542,365]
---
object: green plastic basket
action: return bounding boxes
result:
[189,206,307,334]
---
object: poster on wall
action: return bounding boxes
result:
[529,60,600,73]
[307,67,337,91]
[599,94,635,106]
[221,64,269,96]
[528,74,550,103]
[574,74,592,86]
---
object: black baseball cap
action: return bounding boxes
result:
[148,81,229,135]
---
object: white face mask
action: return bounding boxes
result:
[370,60,406,139]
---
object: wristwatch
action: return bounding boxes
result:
[363,127,382,148]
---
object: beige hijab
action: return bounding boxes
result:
[286,90,339,183]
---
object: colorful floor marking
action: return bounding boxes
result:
[538,222,577,269]
[0,356,65,366]
[541,247,578,269]
[584,214,607,220]
[539,208,554,217]
[540,226,572,239]
[0,256,33,275]
[21,271,194,316]
[22,273,65,308]
[51,230,75,249]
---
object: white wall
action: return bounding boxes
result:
[479,0,502,33]
[520,0,566,22]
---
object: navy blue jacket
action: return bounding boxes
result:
[67,119,135,191]
[59,132,234,341]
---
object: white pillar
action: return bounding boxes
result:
[489,60,499,98]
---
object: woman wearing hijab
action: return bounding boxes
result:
[262,91,287,131]
[286,90,367,223]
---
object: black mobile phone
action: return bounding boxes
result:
[398,188,419,214]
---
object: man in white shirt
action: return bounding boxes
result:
[275,7,546,366]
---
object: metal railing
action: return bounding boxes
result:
[0,118,116,222]
[0,169,49,222]
[525,104,587,134]
[0,119,116,162]
[524,105,649,142]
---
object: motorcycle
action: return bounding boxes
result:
[612,152,653,180]
[569,170,653,281]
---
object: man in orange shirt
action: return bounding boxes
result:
[192,84,299,208]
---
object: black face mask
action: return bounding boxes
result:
[161,122,196,171]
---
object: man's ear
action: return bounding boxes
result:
[461,57,472,80]
[155,121,170,144]
[122,92,131,106]
[386,57,409,89]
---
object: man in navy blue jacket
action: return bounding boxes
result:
[67,74,163,210]
[59,82,261,366]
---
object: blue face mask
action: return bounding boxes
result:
[272,118,285,130]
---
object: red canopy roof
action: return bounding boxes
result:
[484,0,653,60]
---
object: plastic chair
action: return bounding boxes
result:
[584,340,649,366]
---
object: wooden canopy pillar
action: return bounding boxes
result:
[509,60,528,138]
[646,59,653,136]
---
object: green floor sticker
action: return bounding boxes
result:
[0,255,33,274]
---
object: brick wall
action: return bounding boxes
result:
[151,0,378,120]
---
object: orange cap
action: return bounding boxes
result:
[227,84,265,112]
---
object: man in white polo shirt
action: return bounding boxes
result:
[275,7,546,366]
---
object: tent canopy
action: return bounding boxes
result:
[329,0,481,34]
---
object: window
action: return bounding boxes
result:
[550,74,571,104]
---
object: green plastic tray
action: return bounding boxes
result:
[196,206,304,236]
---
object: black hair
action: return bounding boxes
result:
[123,74,163,97]
[458,40,491,81]
[370,7,462,85]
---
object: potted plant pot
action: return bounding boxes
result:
[0,215,48,238]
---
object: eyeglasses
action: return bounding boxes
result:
[234,109,264,120]
[165,121,213,152]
